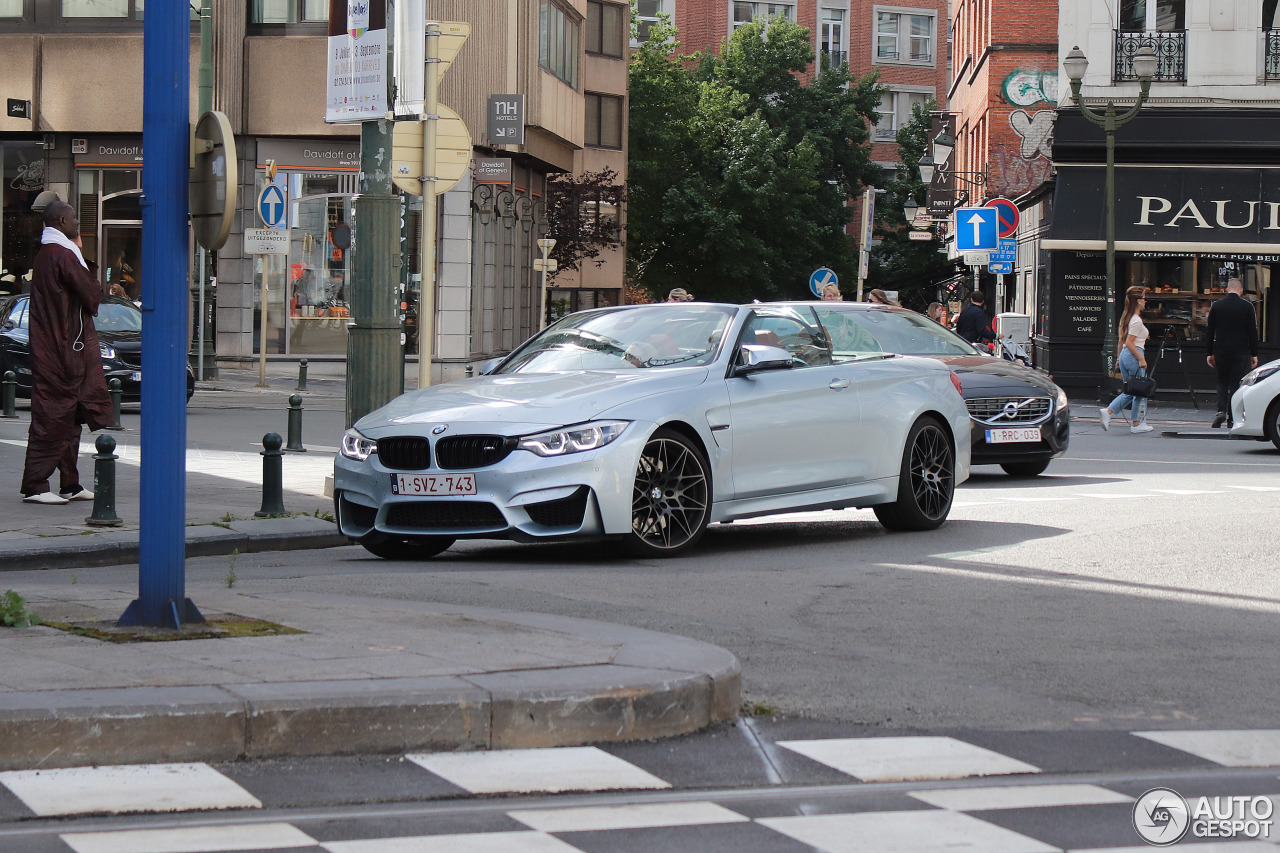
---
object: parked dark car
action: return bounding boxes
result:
[809,302,1070,477]
[0,294,195,403]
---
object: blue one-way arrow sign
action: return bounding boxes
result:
[954,207,998,251]
[257,184,287,229]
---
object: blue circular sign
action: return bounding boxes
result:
[257,184,287,229]
[809,267,838,298]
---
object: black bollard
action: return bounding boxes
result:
[284,393,306,452]
[1,370,15,419]
[85,434,123,527]
[107,378,123,430]
[295,358,309,391]
[256,432,287,517]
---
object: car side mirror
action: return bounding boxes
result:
[0,320,13,332]
[735,343,795,375]
[477,357,504,376]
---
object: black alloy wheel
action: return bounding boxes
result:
[1265,398,1280,451]
[359,535,455,560]
[1001,459,1050,477]
[627,428,710,556]
[875,417,955,531]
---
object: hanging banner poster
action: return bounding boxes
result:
[326,0,388,123]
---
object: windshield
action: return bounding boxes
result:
[817,307,978,357]
[496,305,735,373]
[96,300,143,334]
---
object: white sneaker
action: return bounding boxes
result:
[1130,423,1154,434]
[23,492,69,505]
[1099,408,1112,431]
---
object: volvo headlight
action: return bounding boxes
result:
[99,344,116,360]
[1241,365,1280,386]
[518,420,629,457]
[340,428,377,461]
[1055,385,1069,411]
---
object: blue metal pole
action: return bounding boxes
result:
[119,0,202,628]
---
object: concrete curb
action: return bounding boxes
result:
[0,517,349,572]
[0,614,741,770]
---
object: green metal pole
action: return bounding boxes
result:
[1103,106,1117,378]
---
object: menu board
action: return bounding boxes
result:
[1052,251,1107,339]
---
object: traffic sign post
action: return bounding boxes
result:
[954,207,998,251]
[809,267,838,298]
[257,183,287,229]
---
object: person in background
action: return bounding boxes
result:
[19,201,114,504]
[666,288,694,302]
[955,290,994,344]
[926,301,947,325]
[1205,277,1258,428]
[1099,285,1154,434]
[866,289,899,306]
[821,283,842,301]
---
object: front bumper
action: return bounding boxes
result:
[333,424,654,543]
[968,406,1070,466]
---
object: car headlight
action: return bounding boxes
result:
[340,428,377,461]
[517,420,629,457]
[99,344,116,360]
[1241,365,1280,386]
[1055,385,1069,411]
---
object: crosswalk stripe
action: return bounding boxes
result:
[0,763,261,816]
[777,736,1041,782]
[322,832,581,852]
[406,746,671,795]
[1133,730,1280,767]
[60,823,313,853]
[909,782,1134,811]
[508,801,749,833]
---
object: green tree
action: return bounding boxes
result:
[867,98,955,305]
[627,16,885,302]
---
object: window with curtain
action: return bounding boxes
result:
[874,90,929,139]
[585,92,623,148]
[586,1,625,57]
[733,1,796,29]
[820,8,846,67]
[875,9,934,63]
[539,0,579,88]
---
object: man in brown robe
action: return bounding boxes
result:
[20,200,114,504]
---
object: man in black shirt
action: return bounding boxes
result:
[1206,277,1258,428]
[955,290,994,345]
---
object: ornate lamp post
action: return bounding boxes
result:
[1063,44,1159,376]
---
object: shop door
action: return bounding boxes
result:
[102,225,142,301]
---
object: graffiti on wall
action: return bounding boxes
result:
[992,68,1058,197]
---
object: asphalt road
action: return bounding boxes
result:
[171,421,1280,733]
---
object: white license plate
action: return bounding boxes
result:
[130,371,141,382]
[391,473,477,496]
[985,427,1042,444]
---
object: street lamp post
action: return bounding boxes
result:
[1063,44,1158,377]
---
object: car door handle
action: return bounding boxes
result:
[829,378,850,390]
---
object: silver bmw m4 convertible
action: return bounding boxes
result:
[334,301,971,559]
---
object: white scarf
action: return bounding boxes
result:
[41,226,89,270]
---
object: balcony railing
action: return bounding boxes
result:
[822,49,847,69]
[1114,29,1186,83]
[1265,29,1280,79]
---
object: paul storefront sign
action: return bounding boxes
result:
[1047,164,1280,252]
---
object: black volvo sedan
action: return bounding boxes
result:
[806,301,1070,477]
[0,294,195,403]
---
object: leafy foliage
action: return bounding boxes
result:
[867,98,955,304]
[627,16,885,302]
[1,590,40,628]
[545,168,626,279]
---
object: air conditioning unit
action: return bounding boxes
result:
[995,312,1031,345]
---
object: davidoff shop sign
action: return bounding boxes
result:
[1045,165,1280,253]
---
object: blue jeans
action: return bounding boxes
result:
[1107,347,1148,423]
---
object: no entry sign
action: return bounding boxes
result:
[986,197,1019,238]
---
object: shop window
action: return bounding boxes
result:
[250,0,326,23]
[539,0,580,89]
[875,8,934,64]
[0,142,44,297]
[1127,256,1268,344]
[586,1,625,58]
[585,92,623,149]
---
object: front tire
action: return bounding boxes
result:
[1265,398,1280,451]
[359,535,455,560]
[625,428,710,557]
[1001,459,1050,477]
[875,417,955,531]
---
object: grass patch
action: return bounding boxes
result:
[41,614,304,642]
[1,590,40,627]
[741,700,780,718]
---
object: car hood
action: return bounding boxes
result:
[356,368,710,436]
[935,355,1059,396]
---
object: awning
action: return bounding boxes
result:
[1043,164,1280,255]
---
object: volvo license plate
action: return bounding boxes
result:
[985,427,1042,444]
[391,473,477,496]
[130,371,141,382]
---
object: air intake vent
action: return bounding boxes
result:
[376,436,431,470]
[435,435,514,469]
[525,488,589,528]
[385,501,506,531]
